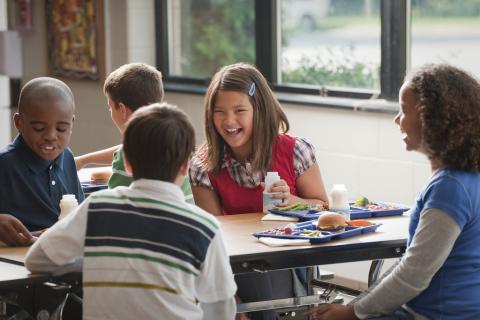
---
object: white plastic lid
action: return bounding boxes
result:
[264,172,280,190]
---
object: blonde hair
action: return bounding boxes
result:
[202,63,289,174]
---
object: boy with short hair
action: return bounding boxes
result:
[0,77,84,246]
[74,63,194,202]
[25,103,237,320]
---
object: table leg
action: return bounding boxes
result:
[368,259,384,287]
[0,300,6,320]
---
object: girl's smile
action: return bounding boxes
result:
[213,90,254,161]
[395,84,423,152]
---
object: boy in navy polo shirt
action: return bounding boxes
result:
[0,77,84,246]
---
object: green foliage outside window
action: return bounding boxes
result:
[183,1,254,77]
[412,0,480,17]
[282,46,380,89]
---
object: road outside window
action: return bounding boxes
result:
[411,0,480,79]
[279,0,381,91]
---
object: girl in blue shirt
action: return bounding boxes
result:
[306,65,480,320]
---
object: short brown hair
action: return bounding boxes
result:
[202,62,289,174]
[104,63,164,111]
[405,64,480,172]
[123,103,195,182]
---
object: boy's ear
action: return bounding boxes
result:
[119,103,133,121]
[178,159,190,177]
[13,113,22,131]
[124,154,133,176]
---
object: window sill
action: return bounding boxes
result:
[165,83,399,115]
[276,92,399,115]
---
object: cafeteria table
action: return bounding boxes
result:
[217,212,408,312]
[1,213,409,314]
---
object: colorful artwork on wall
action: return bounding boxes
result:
[46,0,104,80]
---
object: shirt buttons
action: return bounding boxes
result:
[49,165,53,170]
[51,180,56,186]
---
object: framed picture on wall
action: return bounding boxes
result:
[46,0,104,81]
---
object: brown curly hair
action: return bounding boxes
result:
[404,64,480,172]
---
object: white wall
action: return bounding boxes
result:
[0,0,11,146]
[15,0,431,286]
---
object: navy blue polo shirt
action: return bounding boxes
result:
[0,135,84,231]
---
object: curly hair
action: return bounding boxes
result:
[404,64,480,172]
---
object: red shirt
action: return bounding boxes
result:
[209,135,297,214]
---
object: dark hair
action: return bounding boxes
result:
[123,103,195,182]
[18,77,75,114]
[405,64,480,172]
[104,63,164,111]
[202,62,289,174]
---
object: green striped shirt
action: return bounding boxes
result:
[108,146,194,203]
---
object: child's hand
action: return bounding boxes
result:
[235,313,251,320]
[304,304,357,320]
[0,214,33,246]
[31,228,48,237]
[267,180,301,206]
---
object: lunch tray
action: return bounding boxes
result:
[269,203,409,221]
[253,220,381,244]
[81,182,108,194]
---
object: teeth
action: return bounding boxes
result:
[43,146,54,150]
[226,128,240,133]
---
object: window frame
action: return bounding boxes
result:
[155,0,408,107]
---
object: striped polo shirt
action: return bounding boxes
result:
[37,179,236,320]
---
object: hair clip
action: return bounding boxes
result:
[248,82,256,97]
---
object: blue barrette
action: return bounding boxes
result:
[248,82,256,96]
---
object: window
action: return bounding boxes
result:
[166,0,255,78]
[411,0,480,77]
[156,0,479,104]
[280,0,381,91]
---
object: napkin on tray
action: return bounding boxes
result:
[258,237,310,247]
[261,213,299,222]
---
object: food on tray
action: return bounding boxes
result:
[261,224,296,235]
[272,203,309,211]
[300,230,324,237]
[366,203,400,211]
[353,196,401,211]
[354,196,372,207]
[315,211,348,231]
[272,202,326,211]
[90,170,112,184]
[347,220,373,227]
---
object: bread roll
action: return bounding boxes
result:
[90,170,112,183]
[316,211,347,231]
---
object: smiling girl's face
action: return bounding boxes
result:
[394,84,423,153]
[213,90,254,161]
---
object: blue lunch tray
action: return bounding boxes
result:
[269,202,409,221]
[81,182,108,194]
[253,220,381,244]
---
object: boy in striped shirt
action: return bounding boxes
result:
[26,103,237,319]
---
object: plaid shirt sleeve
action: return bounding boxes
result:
[188,153,214,190]
[293,137,317,177]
